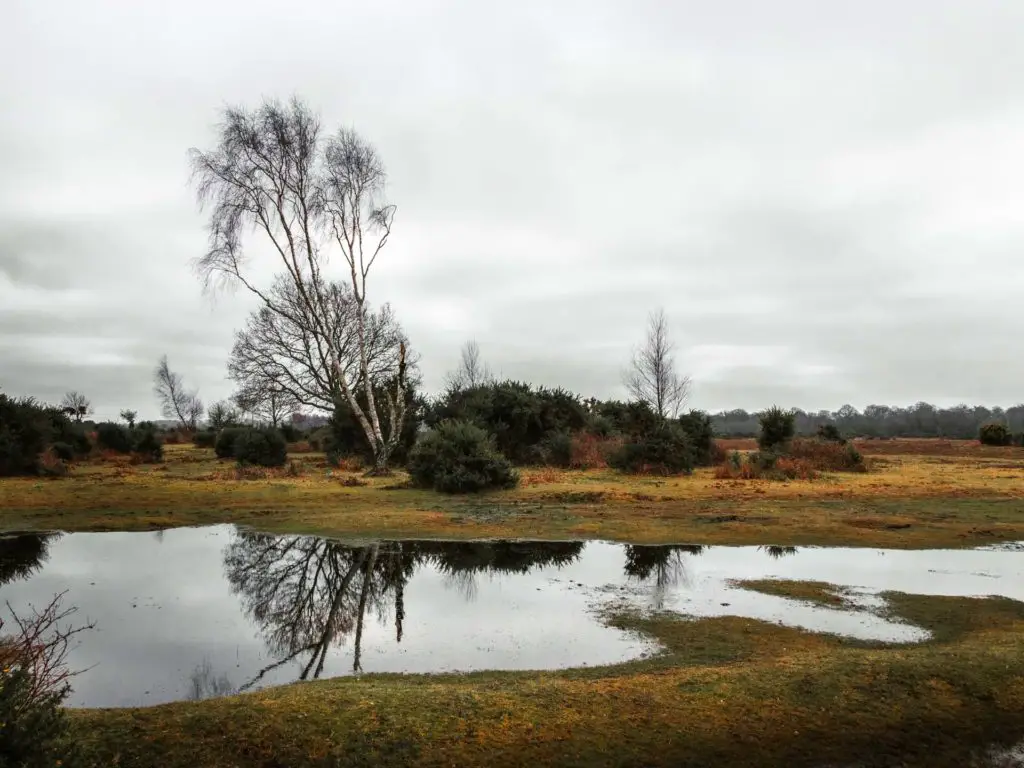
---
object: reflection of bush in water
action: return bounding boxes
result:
[419,541,585,575]
[0,532,60,586]
[759,545,799,559]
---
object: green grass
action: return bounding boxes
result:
[69,593,1024,767]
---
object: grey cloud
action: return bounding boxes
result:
[3,0,1024,418]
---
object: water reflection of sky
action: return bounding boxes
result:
[0,526,1021,708]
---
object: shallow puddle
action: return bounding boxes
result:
[0,526,1021,708]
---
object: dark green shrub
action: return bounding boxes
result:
[95,422,133,453]
[407,419,519,493]
[50,416,91,458]
[678,410,715,466]
[608,424,694,476]
[279,423,300,442]
[215,427,248,459]
[0,665,80,766]
[233,427,287,467]
[427,381,587,464]
[538,430,573,467]
[815,423,846,443]
[1014,433,1024,448]
[193,430,218,449]
[0,394,58,476]
[132,429,164,462]
[979,422,1011,446]
[50,442,75,462]
[593,400,660,438]
[758,406,796,451]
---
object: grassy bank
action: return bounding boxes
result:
[69,591,1024,767]
[2,443,1023,547]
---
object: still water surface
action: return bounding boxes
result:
[0,526,1021,708]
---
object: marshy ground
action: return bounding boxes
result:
[2,438,1023,766]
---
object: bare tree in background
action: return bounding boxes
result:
[206,401,238,431]
[60,391,91,422]
[444,340,492,391]
[119,409,137,429]
[624,308,690,420]
[190,97,408,474]
[153,355,204,430]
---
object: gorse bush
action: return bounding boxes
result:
[786,437,866,472]
[0,394,80,477]
[0,665,80,767]
[677,409,716,466]
[95,422,133,454]
[232,428,288,467]
[608,424,693,476]
[407,419,518,493]
[758,406,796,451]
[427,381,587,465]
[132,428,164,463]
[978,422,1011,446]
[815,423,846,443]
[538,430,573,468]
[215,427,248,459]
[50,442,75,462]
[193,430,218,449]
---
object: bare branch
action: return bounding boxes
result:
[60,391,91,422]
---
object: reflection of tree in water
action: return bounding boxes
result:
[187,658,233,701]
[759,545,798,559]
[0,533,61,586]
[225,535,586,689]
[623,545,705,609]
[225,532,417,689]
[419,541,585,602]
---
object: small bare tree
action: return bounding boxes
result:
[153,355,204,431]
[0,591,94,704]
[206,401,238,431]
[444,340,492,391]
[624,308,690,420]
[60,391,91,422]
[190,97,408,473]
[119,409,137,429]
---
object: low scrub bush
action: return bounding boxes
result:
[816,423,846,443]
[713,451,818,481]
[193,430,218,449]
[132,429,164,463]
[407,419,519,493]
[787,437,867,472]
[95,422,133,454]
[568,432,621,469]
[1014,433,1024,448]
[979,422,1012,446]
[678,410,716,466]
[608,424,693,476]
[233,428,288,468]
[0,394,59,476]
[50,442,75,462]
[758,406,795,451]
[215,427,248,459]
[538,430,573,467]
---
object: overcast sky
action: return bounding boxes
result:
[3,1,1024,420]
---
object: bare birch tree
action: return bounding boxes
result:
[190,97,407,473]
[153,355,204,430]
[624,308,690,420]
[444,340,492,391]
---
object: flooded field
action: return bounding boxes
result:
[1,526,1021,708]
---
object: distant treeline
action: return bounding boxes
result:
[711,403,1024,440]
